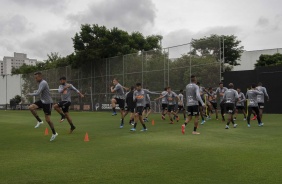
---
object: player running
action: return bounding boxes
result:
[27,72,58,141]
[196,82,206,124]
[143,88,152,122]
[160,88,168,120]
[208,87,218,120]
[256,82,269,122]
[155,87,180,124]
[53,77,84,133]
[215,82,228,122]
[123,86,136,126]
[175,89,186,120]
[234,88,246,121]
[110,78,127,128]
[222,83,239,129]
[246,84,264,127]
[131,83,159,132]
[182,75,206,135]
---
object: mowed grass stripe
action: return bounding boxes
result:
[0,111,281,184]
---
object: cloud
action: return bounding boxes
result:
[9,0,67,13]
[162,26,242,58]
[256,17,270,27]
[0,15,30,35]
[19,29,74,60]
[68,0,156,33]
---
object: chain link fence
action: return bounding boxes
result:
[1,42,221,112]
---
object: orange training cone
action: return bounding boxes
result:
[84,132,89,142]
[152,119,155,126]
[44,128,49,135]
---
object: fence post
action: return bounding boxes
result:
[123,55,125,85]
[167,48,170,86]
[189,42,192,82]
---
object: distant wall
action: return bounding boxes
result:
[0,74,23,104]
[233,48,282,71]
[224,66,282,113]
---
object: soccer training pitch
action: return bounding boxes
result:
[0,110,281,184]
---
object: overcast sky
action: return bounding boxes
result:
[0,0,281,60]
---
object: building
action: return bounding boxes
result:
[233,48,282,71]
[0,60,3,75]
[1,52,37,75]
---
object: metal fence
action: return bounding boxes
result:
[1,42,221,112]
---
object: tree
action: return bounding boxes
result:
[72,24,162,68]
[12,52,72,75]
[255,53,282,68]
[190,34,244,66]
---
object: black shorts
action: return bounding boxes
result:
[34,100,52,115]
[236,106,244,110]
[125,106,135,113]
[258,103,264,109]
[167,105,175,112]
[162,103,168,110]
[198,101,202,107]
[220,101,225,112]
[135,106,144,116]
[57,101,71,113]
[144,103,151,110]
[225,103,235,114]
[247,106,260,116]
[178,105,185,111]
[187,105,199,116]
[115,98,125,110]
[210,102,217,109]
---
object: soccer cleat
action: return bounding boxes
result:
[60,115,65,123]
[131,122,135,126]
[176,116,180,122]
[258,123,264,127]
[69,126,76,134]
[130,128,136,131]
[161,115,165,120]
[233,118,236,121]
[181,124,185,134]
[140,128,148,132]
[243,118,246,121]
[247,124,251,128]
[251,115,257,120]
[225,125,229,129]
[169,121,174,124]
[112,112,117,116]
[120,124,124,129]
[50,133,58,141]
[192,131,200,135]
[233,124,238,128]
[34,121,43,128]
[201,120,205,125]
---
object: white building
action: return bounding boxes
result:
[1,52,37,75]
[233,48,282,71]
[0,60,3,75]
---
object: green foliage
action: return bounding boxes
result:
[191,34,244,66]
[255,53,282,68]
[13,95,22,104]
[72,24,162,68]
[11,52,72,75]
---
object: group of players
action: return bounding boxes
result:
[27,72,269,141]
[110,76,269,134]
[27,72,84,141]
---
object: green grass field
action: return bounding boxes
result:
[0,110,282,184]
